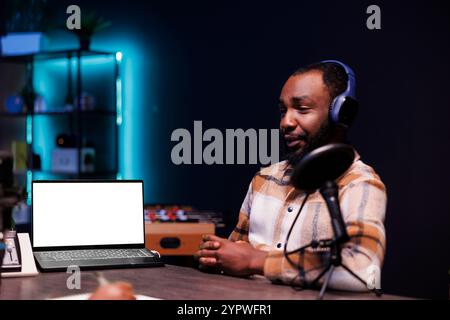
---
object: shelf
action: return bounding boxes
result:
[0,47,119,198]
[0,110,116,118]
[14,170,117,176]
[0,49,115,64]
[31,170,118,178]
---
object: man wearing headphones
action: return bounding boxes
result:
[196,61,387,291]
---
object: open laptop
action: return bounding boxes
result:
[32,180,164,271]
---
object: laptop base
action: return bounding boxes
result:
[34,251,164,272]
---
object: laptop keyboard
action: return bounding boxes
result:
[37,249,155,262]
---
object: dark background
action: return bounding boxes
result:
[1,0,449,299]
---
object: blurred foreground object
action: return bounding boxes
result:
[89,281,136,300]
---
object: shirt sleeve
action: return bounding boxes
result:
[263,171,387,291]
[228,179,253,243]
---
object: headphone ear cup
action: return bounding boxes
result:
[329,96,344,125]
[337,96,359,127]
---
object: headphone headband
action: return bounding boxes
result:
[320,59,356,99]
[319,60,358,127]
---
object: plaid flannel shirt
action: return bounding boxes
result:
[229,152,387,291]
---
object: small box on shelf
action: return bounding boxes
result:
[0,32,47,56]
[51,148,95,173]
[11,141,27,172]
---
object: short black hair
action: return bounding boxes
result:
[292,61,349,102]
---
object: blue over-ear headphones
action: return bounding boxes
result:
[321,60,359,127]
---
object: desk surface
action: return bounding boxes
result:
[0,265,409,300]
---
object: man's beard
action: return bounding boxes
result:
[282,120,332,167]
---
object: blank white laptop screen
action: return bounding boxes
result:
[32,181,144,248]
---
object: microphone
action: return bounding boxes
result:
[320,181,349,243]
[288,143,377,299]
[290,143,354,243]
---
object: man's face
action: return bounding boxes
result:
[279,70,332,166]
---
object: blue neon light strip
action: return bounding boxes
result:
[27,170,32,205]
[116,52,123,126]
[116,77,123,125]
[26,114,32,144]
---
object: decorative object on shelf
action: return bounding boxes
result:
[4,91,45,114]
[4,95,24,113]
[11,141,27,172]
[51,147,95,173]
[52,148,77,173]
[1,32,46,56]
[68,11,111,51]
[12,201,31,225]
[82,149,95,172]
[10,141,40,172]
[56,133,77,148]
[33,94,47,113]
[74,92,96,111]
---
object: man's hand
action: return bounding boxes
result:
[194,234,268,277]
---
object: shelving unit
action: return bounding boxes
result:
[0,49,122,203]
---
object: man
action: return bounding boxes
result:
[195,61,387,291]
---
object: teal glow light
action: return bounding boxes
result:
[116,51,123,62]
[26,170,32,205]
[116,51,123,126]
[116,77,123,125]
[26,115,32,144]
[93,36,147,182]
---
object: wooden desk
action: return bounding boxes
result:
[0,265,410,300]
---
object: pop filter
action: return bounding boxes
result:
[290,143,355,192]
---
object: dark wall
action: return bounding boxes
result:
[9,0,450,299]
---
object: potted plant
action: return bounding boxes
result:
[70,11,111,51]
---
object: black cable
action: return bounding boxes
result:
[282,193,372,290]
[283,193,310,277]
